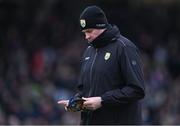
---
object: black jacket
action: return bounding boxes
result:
[77,25,145,125]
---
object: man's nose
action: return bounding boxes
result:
[85,34,90,39]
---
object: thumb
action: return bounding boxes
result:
[57,100,64,104]
[82,97,88,100]
[57,100,68,106]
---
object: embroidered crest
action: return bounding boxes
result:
[85,57,90,60]
[104,52,111,60]
[132,60,137,65]
[80,19,86,28]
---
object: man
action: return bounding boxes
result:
[58,5,145,125]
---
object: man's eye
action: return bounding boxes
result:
[87,30,93,33]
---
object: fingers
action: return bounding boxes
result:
[57,100,67,104]
[84,101,92,106]
[57,100,69,107]
[82,97,93,110]
[65,106,68,111]
[82,98,90,105]
[58,100,69,111]
[82,97,102,111]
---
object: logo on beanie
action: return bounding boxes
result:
[104,52,111,60]
[80,19,86,28]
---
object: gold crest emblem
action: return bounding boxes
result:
[104,52,111,60]
[80,19,86,28]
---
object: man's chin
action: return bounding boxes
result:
[88,39,93,43]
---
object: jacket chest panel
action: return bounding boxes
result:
[82,50,118,73]
[94,50,117,74]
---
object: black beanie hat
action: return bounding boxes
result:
[79,5,109,30]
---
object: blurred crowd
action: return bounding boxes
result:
[0,0,180,125]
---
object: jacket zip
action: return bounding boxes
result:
[86,48,98,125]
[88,49,98,97]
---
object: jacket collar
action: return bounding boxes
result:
[88,25,120,48]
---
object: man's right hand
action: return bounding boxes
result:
[57,100,69,111]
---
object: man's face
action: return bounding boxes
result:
[82,28,105,42]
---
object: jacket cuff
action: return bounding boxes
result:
[101,94,109,107]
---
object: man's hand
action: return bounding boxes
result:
[83,97,102,111]
[57,100,69,111]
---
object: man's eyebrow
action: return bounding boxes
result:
[82,29,93,32]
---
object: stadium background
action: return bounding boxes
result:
[0,0,180,124]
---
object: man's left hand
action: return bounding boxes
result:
[83,97,102,111]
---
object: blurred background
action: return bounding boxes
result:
[0,0,180,124]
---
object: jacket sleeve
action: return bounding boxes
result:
[101,44,145,106]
